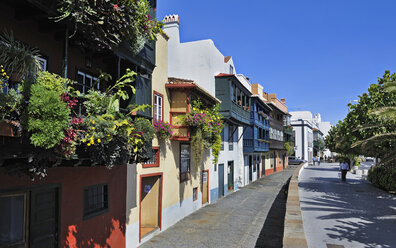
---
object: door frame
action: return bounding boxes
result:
[139,172,163,243]
[227,161,234,191]
[202,170,209,204]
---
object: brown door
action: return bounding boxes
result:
[202,171,208,204]
[140,175,161,238]
[29,187,59,248]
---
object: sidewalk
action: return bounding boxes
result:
[140,165,297,248]
[299,162,396,247]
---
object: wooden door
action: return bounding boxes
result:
[29,187,59,248]
[140,176,161,237]
[202,171,208,204]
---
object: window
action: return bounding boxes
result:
[142,147,160,168]
[0,194,26,247]
[37,56,47,71]
[153,91,163,121]
[180,144,191,182]
[83,184,108,218]
[76,71,99,93]
[228,125,234,151]
[229,65,234,74]
[193,187,198,201]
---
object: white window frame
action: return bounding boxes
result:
[154,93,163,121]
[77,71,99,94]
[37,57,47,71]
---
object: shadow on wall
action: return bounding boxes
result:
[169,140,210,207]
[299,176,396,247]
[65,218,125,248]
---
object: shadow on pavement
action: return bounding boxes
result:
[304,167,340,172]
[255,178,290,248]
[300,175,396,248]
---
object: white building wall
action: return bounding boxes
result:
[291,119,314,162]
[164,17,245,201]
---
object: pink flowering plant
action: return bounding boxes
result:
[153,120,174,140]
[182,99,224,166]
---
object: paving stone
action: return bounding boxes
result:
[140,166,297,248]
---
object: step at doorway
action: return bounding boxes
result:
[139,174,163,242]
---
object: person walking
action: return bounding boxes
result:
[339,159,349,182]
[312,156,316,166]
[317,156,320,166]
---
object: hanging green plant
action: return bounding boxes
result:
[181,99,224,166]
[27,84,70,149]
[0,31,41,82]
[54,0,163,54]
[191,128,204,169]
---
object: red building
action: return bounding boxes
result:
[0,1,156,247]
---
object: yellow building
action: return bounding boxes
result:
[126,31,220,247]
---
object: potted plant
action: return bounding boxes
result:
[153,120,174,140]
[0,31,41,82]
[0,67,22,137]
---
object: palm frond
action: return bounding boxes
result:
[351,132,396,148]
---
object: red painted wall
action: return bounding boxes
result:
[265,168,274,175]
[0,165,127,248]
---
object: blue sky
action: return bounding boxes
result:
[157,0,396,125]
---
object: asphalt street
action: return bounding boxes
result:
[299,163,396,248]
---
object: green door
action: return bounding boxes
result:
[218,164,224,197]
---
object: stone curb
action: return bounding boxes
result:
[283,163,308,248]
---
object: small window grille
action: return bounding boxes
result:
[83,184,108,218]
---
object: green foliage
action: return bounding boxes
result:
[54,0,163,54]
[182,99,224,166]
[325,70,396,166]
[284,142,295,156]
[0,88,22,121]
[79,70,155,166]
[84,90,112,116]
[368,166,396,192]
[212,134,222,165]
[0,31,40,81]
[191,129,204,169]
[28,84,70,149]
[133,118,155,143]
[35,71,70,94]
[84,69,138,116]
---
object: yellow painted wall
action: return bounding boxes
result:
[126,32,212,227]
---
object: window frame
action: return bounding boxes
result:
[228,125,234,151]
[75,70,99,94]
[83,184,109,220]
[37,56,48,72]
[180,143,191,182]
[142,147,160,168]
[153,91,164,122]
[220,128,225,151]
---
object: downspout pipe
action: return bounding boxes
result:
[64,27,69,79]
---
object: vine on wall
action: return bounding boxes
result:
[182,99,224,168]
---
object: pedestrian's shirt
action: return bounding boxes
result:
[340,162,349,170]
